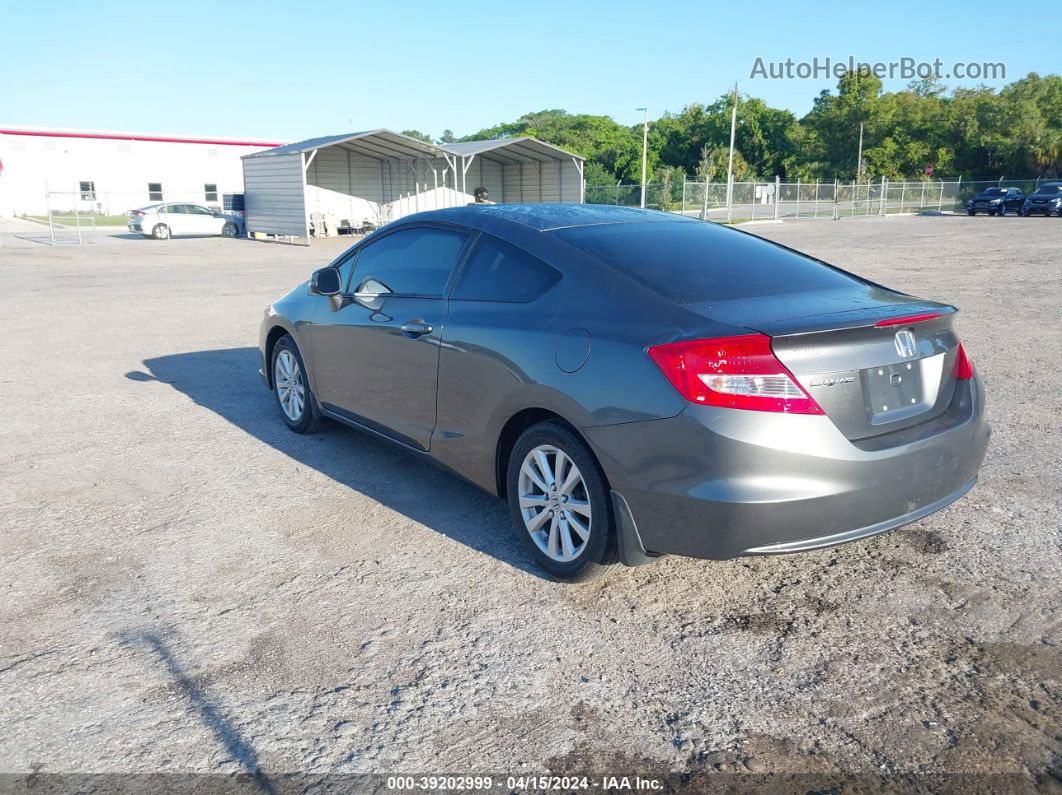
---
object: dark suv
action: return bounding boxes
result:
[1021,183,1062,216]
[966,187,1024,216]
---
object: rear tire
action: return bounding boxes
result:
[506,421,617,582]
[271,335,327,434]
[152,223,170,240]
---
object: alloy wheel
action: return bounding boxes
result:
[274,349,305,421]
[518,444,592,562]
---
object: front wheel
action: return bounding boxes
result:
[222,222,237,237]
[271,335,327,433]
[967,209,975,216]
[997,206,1007,216]
[506,421,617,582]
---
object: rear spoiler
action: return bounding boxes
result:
[747,303,956,337]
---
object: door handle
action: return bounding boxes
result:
[400,321,433,337]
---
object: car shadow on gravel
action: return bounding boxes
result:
[131,347,543,577]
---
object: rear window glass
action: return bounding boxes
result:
[552,221,864,304]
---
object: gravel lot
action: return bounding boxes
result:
[0,215,1058,788]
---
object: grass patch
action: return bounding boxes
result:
[23,214,129,227]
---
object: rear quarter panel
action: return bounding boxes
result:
[431,231,739,494]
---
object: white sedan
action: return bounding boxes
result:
[128,203,242,240]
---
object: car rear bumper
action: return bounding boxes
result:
[585,376,990,560]
[740,477,975,555]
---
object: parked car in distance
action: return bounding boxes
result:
[966,187,1024,215]
[259,205,990,582]
[128,203,243,239]
[1021,183,1062,216]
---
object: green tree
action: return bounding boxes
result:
[447,71,1061,185]
[583,161,616,186]
[401,129,432,143]
[654,165,683,211]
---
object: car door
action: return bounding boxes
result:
[158,204,188,235]
[309,224,472,451]
[1007,189,1024,212]
[186,204,224,235]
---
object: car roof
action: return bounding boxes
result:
[135,202,210,210]
[391,203,697,233]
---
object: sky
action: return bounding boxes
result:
[1,0,1052,143]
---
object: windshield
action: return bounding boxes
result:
[977,188,1006,197]
[1032,185,1062,196]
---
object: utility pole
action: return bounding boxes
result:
[725,83,738,223]
[637,107,648,208]
[856,121,864,183]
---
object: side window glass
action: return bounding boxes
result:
[452,235,561,302]
[351,227,468,297]
[336,251,358,292]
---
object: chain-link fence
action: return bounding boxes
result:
[586,177,1057,222]
[22,190,244,245]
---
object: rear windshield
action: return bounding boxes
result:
[551,220,865,304]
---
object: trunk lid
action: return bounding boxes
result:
[688,287,961,441]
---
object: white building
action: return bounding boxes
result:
[0,126,283,217]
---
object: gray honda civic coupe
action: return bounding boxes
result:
[259,204,990,581]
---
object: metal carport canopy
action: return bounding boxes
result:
[443,137,582,166]
[242,130,461,238]
[444,137,585,202]
[242,129,451,162]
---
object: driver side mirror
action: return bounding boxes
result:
[310,267,342,296]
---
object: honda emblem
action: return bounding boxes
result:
[894,329,917,359]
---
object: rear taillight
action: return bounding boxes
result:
[647,334,825,414]
[131,210,145,216]
[955,342,974,379]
